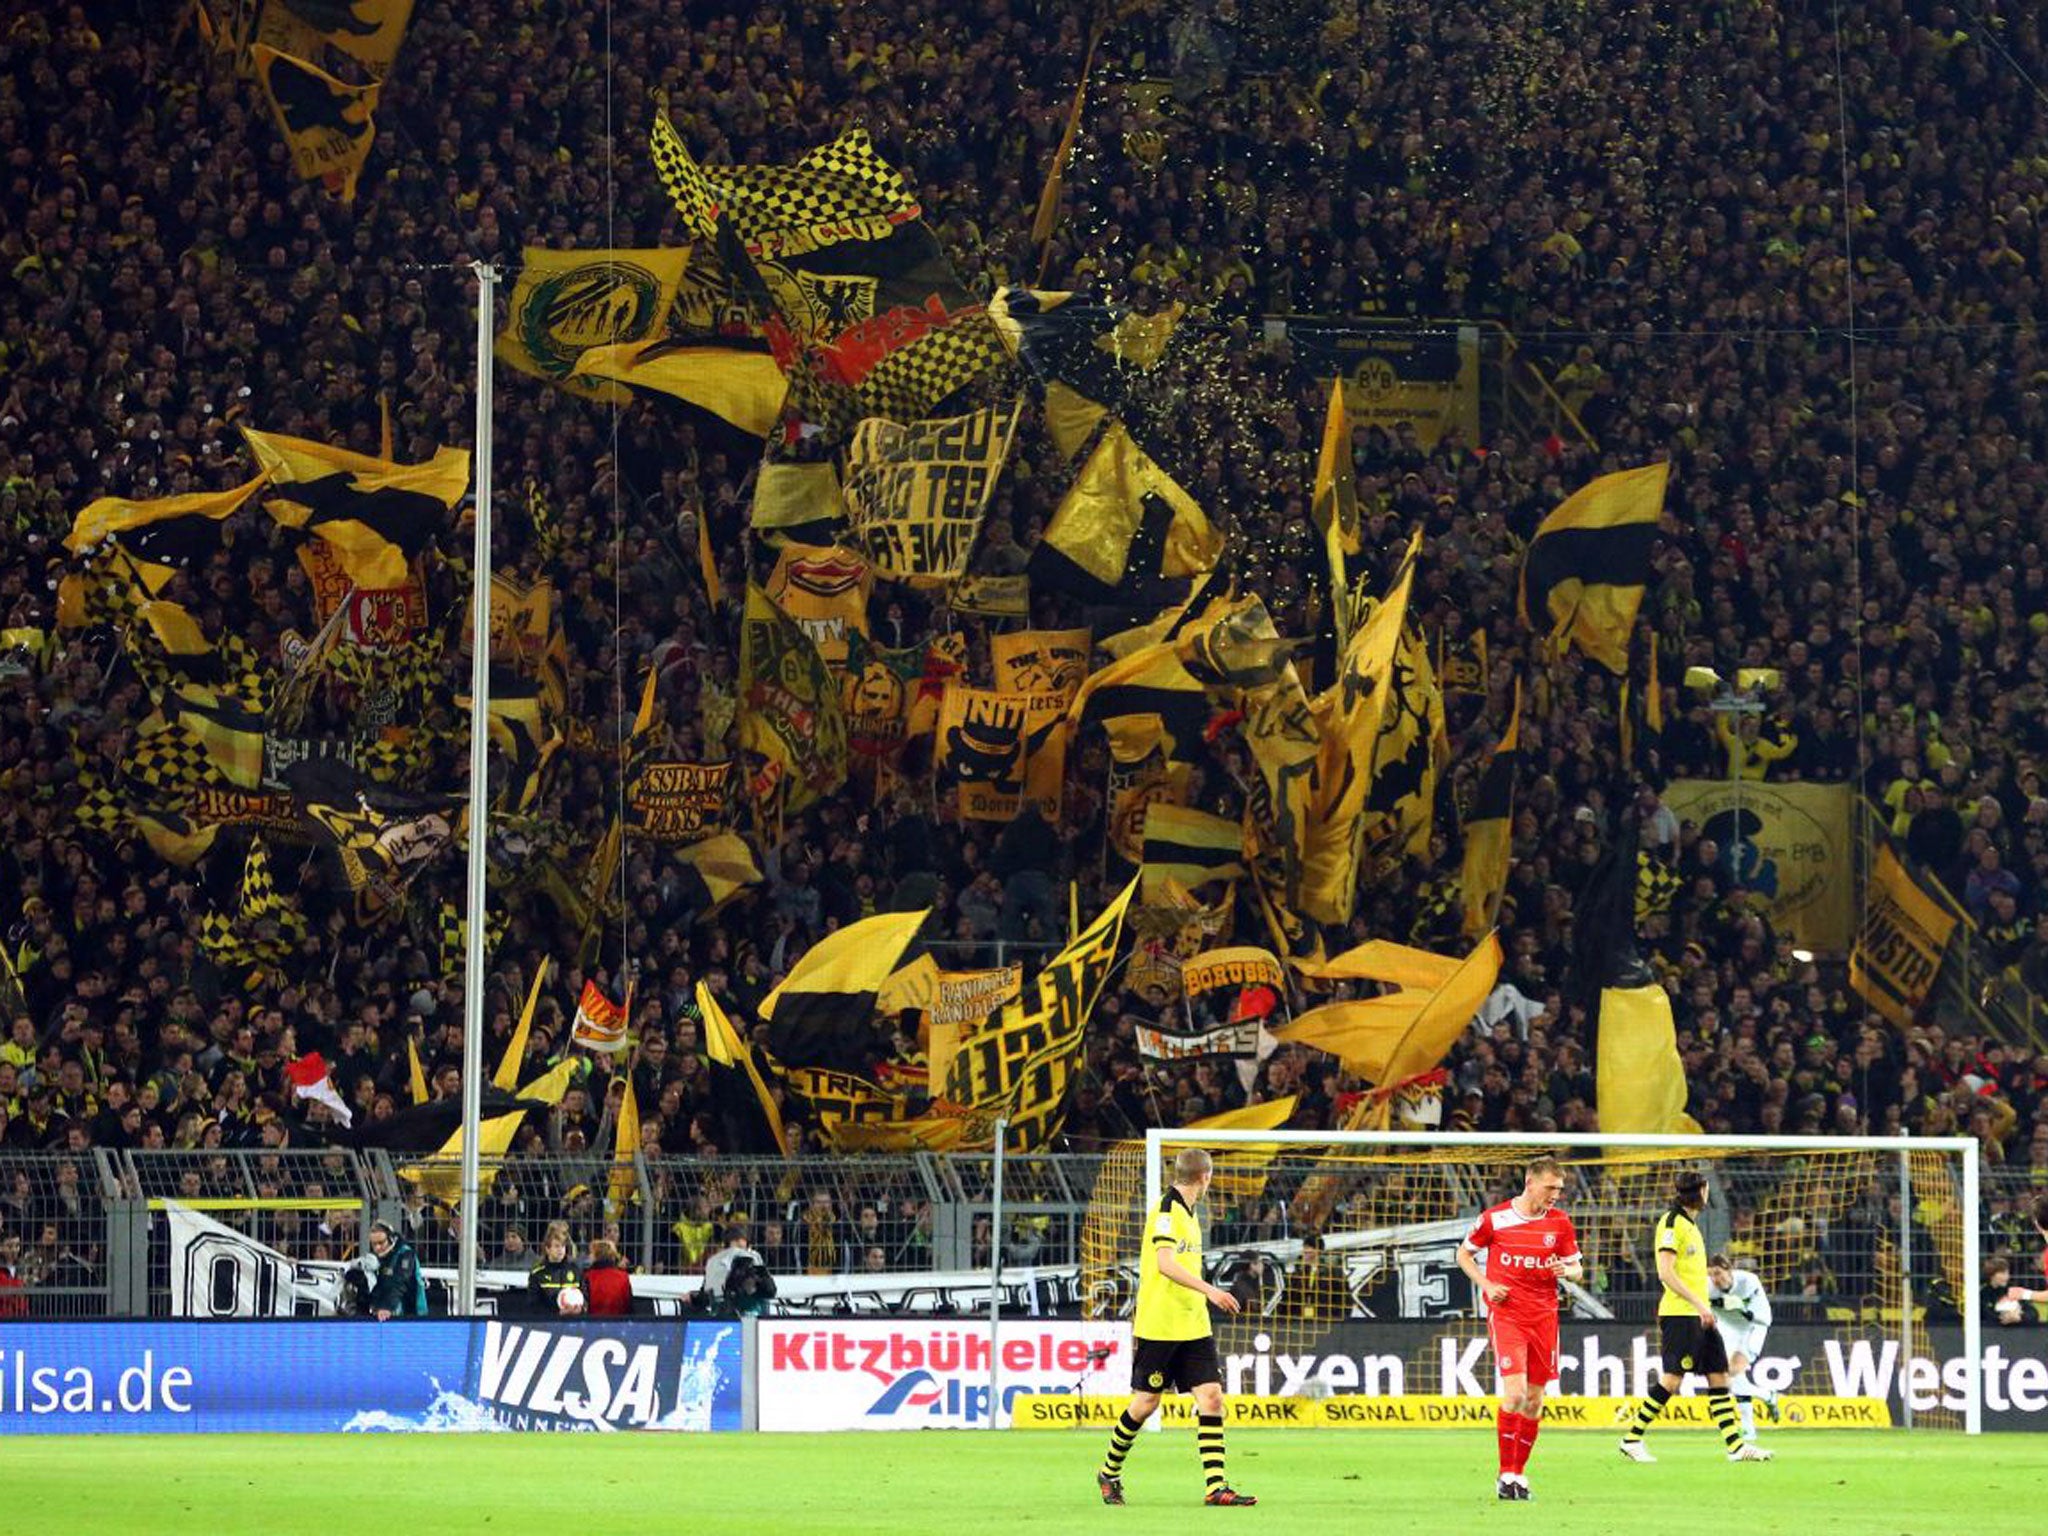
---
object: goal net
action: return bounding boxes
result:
[1080,1131,1983,1432]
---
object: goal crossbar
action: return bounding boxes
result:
[1142,1128,1983,1433]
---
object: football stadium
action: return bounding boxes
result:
[3,1,2047,1531]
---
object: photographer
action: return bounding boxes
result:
[702,1224,775,1316]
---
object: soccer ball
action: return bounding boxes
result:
[1995,1297,2023,1323]
[557,1286,587,1316]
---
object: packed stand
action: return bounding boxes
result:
[2,0,2048,1304]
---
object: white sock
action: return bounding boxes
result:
[1736,1397,1755,1439]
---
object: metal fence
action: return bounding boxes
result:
[0,1151,122,1317]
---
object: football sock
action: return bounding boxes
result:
[1707,1389,1744,1452]
[1735,1394,1755,1439]
[1622,1381,1672,1442]
[1496,1410,1520,1473]
[1101,1409,1141,1480]
[1197,1411,1227,1492]
[1511,1410,1541,1475]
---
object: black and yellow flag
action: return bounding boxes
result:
[649,115,1004,428]
[1140,803,1245,897]
[255,0,413,76]
[1517,461,1668,674]
[244,428,469,589]
[1300,531,1420,925]
[987,288,1187,465]
[1356,620,1446,876]
[739,584,849,814]
[251,45,381,203]
[671,831,762,917]
[992,629,1092,699]
[935,685,1068,822]
[699,982,790,1156]
[570,338,789,436]
[1459,681,1520,939]
[1069,632,1212,763]
[64,476,267,571]
[127,599,272,718]
[1031,423,1220,605]
[1574,816,1695,1135]
[499,247,692,401]
[760,907,929,1071]
[940,877,1136,1151]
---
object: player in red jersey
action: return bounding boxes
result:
[1456,1155,1583,1502]
[2003,1194,2048,1311]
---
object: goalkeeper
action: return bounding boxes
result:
[1707,1255,1778,1444]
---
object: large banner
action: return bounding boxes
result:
[757,1319,1129,1429]
[0,1320,741,1434]
[1286,321,1481,448]
[626,761,731,844]
[1850,842,1961,1026]
[935,686,1068,822]
[1660,779,1854,950]
[843,404,1017,582]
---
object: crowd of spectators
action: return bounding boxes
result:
[3,0,2048,1305]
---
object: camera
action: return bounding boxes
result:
[722,1254,776,1315]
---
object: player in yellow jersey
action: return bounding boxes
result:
[1097,1147,1258,1507]
[1618,1171,1772,1463]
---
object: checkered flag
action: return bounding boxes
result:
[1636,850,1683,921]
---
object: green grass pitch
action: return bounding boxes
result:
[9,1429,2041,1535]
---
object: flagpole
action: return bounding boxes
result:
[458,260,499,1316]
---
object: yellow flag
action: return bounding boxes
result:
[608,1069,642,1216]
[1459,680,1521,939]
[1277,933,1500,1085]
[1849,843,1960,1027]
[1293,939,1460,991]
[1036,423,1220,599]
[492,958,552,1092]
[407,1035,429,1106]
[571,337,788,433]
[1595,984,1695,1136]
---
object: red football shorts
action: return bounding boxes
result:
[1488,1312,1560,1387]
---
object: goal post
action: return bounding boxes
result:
[1103,1129,1981,1434]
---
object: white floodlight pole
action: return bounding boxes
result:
[457,261,499,1316]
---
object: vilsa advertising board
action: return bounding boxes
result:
[0,1320,742,1434]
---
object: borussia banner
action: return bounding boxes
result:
[1660,780,1854,951]
[739,584,848,814]
[935,686,1068,822]
[842,404,1017,582]
[940,877,1136,1150]
[1288,321,1482,448]
[1850,844,1960,1028]
[993,628,1092,700]
[251,46,381,203]
[627,761,731,844]
[500,248,692,401]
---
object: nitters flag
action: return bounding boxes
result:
[935,686,1068,822]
